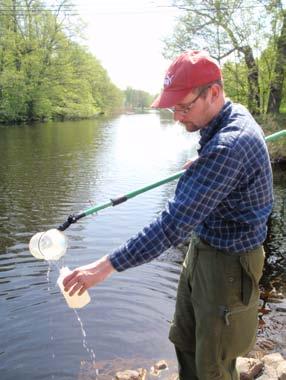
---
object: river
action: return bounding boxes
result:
[0,113,285,380]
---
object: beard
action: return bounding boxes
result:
[181,120,202,132]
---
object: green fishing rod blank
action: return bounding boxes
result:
[264,129,286,142]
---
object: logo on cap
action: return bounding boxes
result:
[164,74,174,88]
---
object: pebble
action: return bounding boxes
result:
[150,360,168,376]
[277,361,286,380]
[115,368,147,380]
[112,355,286,380]
[236,357,264,379]
[154,360,168,371]
[236,353,286,380]
[257,364,278,380]
[263,353,285,369]
[276,307,286,313]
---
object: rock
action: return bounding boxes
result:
[236,357,264,379]
[257,364,278,379]
[115,368,147,380]
[167,375,178,380]
[277,361,286,380]
[256,339,276,352]
[263,353,285,369]
[246,350,266,361]
[276,307,286,313]
[154,360,168,371]
[115,370,138,380]
[268,289,284,301]
[150,360,168,376]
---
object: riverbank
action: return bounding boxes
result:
[239,296,286,379]
[77,294,286,380]
[1,110,286,163]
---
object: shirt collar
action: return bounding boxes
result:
[198,100,232,151]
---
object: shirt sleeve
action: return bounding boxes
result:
[109,144,243,272]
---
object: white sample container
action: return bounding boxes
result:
[29,228,68,260]
[57,267,91,309]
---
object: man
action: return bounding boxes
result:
[63,50,273,380]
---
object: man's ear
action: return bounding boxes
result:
[210,84,221,103]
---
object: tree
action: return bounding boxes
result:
[266,1,286,113]
[222,60,249,105]
[0,0,123,122]
[164,0,272,113]
[124,87,153,111]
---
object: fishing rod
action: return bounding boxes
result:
[29,129,286,261]
[57,129,286,232]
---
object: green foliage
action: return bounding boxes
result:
[124,87,153,110]
[223,42,286,114]
[222,60,249,106]
[258,44,277,114]
[165,0,286,114]
[0,0,123,122]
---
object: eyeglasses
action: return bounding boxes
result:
[168,86,210,115]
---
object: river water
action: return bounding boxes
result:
[0,113,285,380]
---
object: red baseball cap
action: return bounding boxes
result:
[151,50,222,108]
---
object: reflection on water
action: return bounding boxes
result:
[0,113,284,380]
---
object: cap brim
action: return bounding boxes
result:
[151,88,191,108]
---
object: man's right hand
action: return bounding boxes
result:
[63,255,116,296]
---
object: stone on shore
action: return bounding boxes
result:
[236,357,264,379]
[277,361,286,380]
[115,368,147,380]
[262,353,285,369]
[154,360,168,371]
[243,353,286,380]
[150,360,168,376]
[257,364,279,379]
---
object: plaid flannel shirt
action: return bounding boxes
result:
[109,101,273,272]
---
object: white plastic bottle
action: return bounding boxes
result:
[57,267,91,309]
[29,229,68,260]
